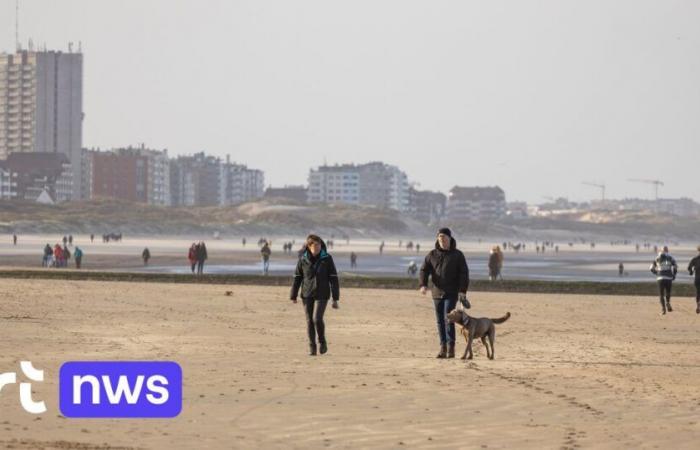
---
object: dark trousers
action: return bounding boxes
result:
[197,260,205,274]
[658,279,673,305]
[303,298,328,345]
[695,278,700,302]
[433,295,458,345]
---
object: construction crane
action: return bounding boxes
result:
[628,179,664,200]
[582,182,606,203]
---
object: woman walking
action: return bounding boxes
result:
[290,234,340,356]
[188,243,197,273]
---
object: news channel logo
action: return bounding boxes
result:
[1,361,182,418]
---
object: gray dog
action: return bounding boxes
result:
[446,309,510,360]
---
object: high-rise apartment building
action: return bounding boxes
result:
[0,47,83,199]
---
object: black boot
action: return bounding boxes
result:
[447,343,455,359]
[436,344,447,359]
[660,302,667,315]
[696,301,699,314]
[666,301,673,312]
[309,344,317,356]
[319,341,328,355]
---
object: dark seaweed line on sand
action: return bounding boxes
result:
[0,270,694,297]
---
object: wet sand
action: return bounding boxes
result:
[0,279,699,449]
[1,234,697,283]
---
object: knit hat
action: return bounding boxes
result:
[437,227,452,237]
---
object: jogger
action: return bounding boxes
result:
[658,279,673,311]
[650,246,678,315]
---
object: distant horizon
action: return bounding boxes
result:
[1,0,698,204]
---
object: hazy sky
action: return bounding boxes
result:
[1,0,698,203]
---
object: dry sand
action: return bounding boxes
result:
[0,279,699,449]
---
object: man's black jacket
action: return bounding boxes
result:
[419,237,470,299]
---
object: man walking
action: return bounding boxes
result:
[196,241,208,275]
[650,246,678,315]
[261,241,271,275]
[419,227,470,358]
[688,246,700,314]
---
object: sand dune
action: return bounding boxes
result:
[0,279,698,449]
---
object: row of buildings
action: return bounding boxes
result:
[0,47,265,207]
[304,162,507,222]
[0,146,265,207]
[0,47,506,220]
[0,147,507,222]
[269,162,507,222]
[87,147,265,207]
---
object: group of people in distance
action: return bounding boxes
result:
[42,242,83,269]
[187,242,208,275]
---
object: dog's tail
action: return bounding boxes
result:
[491,312,510,324]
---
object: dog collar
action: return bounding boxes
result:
[462,316,470,327]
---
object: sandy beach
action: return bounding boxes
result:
[0,278,698,449]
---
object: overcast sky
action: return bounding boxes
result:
[1,0,698,203]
